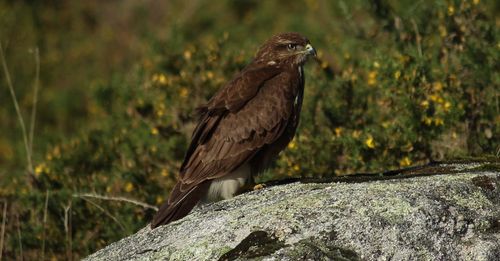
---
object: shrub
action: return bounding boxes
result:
[0,0,497,259]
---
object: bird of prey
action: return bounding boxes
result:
[151,32,316,228]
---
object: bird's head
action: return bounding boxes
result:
[255,32,316,67]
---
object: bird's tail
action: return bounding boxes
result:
[151,181,209,228]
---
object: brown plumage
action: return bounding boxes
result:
[151,32,316,228]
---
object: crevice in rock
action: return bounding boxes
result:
[218,231,286,260]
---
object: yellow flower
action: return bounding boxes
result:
[183,50,192,60]
[287,139,297,150]
[156,109,164,117]
[151,127,159,135]
[157,74,168,85]
[321,61,329,69]
[433,82,443,91]
[434,118,444,126]
[401,142,414,152]
[373,61,380,68]
[420,100,429,108]
[439,25,447,37]
[161,169,169,177]
[423,117,433,126]
[443,101,452,112]
[365,135,376,149]
[394,71,401,80]
[473,0,479,5]
[206,71,214,79]
[156,196,164,205]
[352,130,362,139]
[429,94,440,102]
[367,71,377,86]
[292,164,300,171]
[152,73,168,85]
[150,145,157,153]
[125,182,134,193]
[334,127,343,137]
[399,157,412,167]
[35,163,46,177]
[179,88,189,98]
[447,5,455,16]
[126,160,134,168]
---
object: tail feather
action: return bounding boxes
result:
[151,182,209,228]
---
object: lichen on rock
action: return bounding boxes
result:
[85,162,500,261]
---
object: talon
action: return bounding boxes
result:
[253,184,265,190]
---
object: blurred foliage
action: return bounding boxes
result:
[0,0,499,259]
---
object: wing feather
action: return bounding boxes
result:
[152,64,299,228]
[180,72,295,184]
[206,62,281,112]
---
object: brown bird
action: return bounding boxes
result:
[151,32,316,228]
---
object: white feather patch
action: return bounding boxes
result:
[201,163,251,203]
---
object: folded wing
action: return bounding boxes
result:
[151,64,298,228]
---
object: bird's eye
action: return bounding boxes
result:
[287,44,297,50]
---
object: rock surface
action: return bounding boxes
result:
[86,162,500,260]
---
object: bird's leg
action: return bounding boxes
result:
[236,174,267,195]
[252,183,266,190]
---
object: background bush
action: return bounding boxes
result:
[0,0,498,259]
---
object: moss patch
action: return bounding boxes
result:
[451,191,494,211]
[370,198,415,224]
[470,163,500,173]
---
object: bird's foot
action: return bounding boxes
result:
[253,183,266,190]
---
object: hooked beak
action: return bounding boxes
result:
[305,43,317,57]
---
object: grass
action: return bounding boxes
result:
[0,43,34,175]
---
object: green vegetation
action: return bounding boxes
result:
[0,0,498,259]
